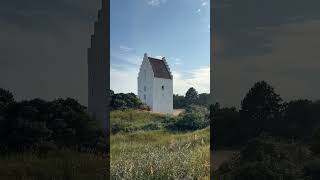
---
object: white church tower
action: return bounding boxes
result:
[138,53,173,114]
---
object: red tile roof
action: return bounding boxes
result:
[148,57,172,79]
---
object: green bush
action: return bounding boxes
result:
[110,92,149,110]
[214,137,308,180]
[0,88,107,154]
[167,112,208,131]
[166,104,209,131]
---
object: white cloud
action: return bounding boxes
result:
[196,0,209,14]
[174,58,182,65]
[111,50,141,66]
[168,57,182,65]
[110,66,138,94]
[110,64,210,96]
[119,45,133,52]
[146,0,167,6]
[172,66,210,95]
[155,55,163,59]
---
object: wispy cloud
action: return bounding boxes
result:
[111,46,141,67]
[169,57,182,65]
[119,45,134,52]
[111,66,138,94]
[146,0,167,6]
[147,0,160,6]
[172,66,210,95]
[196,0,209,16]
[110,60,209,95]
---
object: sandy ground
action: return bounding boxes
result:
[172,109,185,116]
[148,109,185,116]
[211,150,239,171]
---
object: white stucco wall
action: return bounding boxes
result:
[138,55,154,109]
[152,77,173,114]
[138,54,173,114]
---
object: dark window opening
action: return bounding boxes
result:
[161,85,164,90]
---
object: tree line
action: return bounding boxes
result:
[174,87,210,109]
[213,81,320,180]
[109,87,210,110]
[0,88,107,155]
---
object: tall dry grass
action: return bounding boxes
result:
[111,110,210,179]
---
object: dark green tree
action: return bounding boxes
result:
[240,81,282,138]
[280,100,316,139]
[185,87,198,104]
[0,88,14,113]
[197,93,210,107]
[213,107,242,148]
[110,92,146,110]
[173,94,186,109]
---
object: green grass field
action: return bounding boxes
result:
[110,110,210,179]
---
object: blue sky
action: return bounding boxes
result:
[110,0,210,95]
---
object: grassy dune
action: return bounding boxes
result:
[110,110,210,180]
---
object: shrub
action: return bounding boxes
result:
[167,112,208,131]
[214,137,307,180]
[142,122,162,131]
[185,104,209,115]
[110,92,148,110]
[0,88,106,154]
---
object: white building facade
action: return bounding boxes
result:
[138,53,173,114]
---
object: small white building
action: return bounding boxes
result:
[138,53,173,114]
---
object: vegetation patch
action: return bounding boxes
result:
[110,108,210,179]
